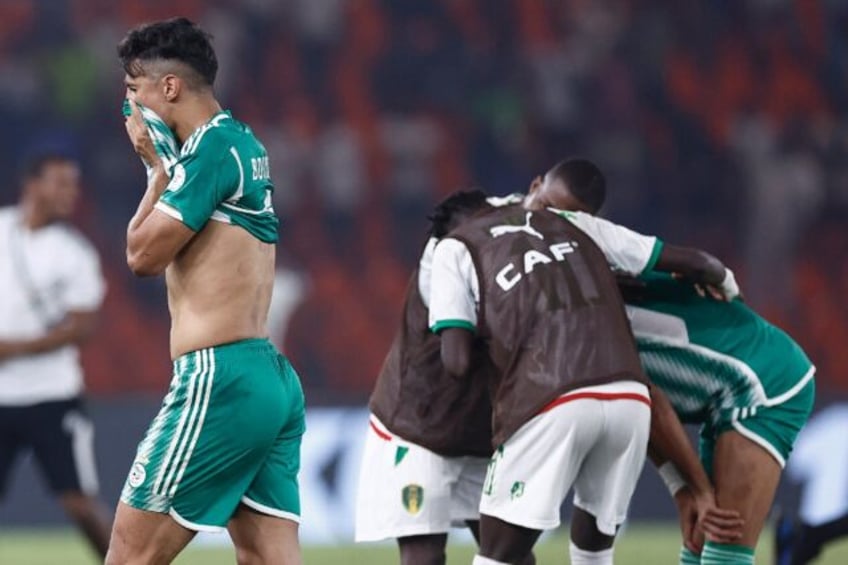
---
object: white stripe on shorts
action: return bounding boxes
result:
[169,348,216,497]
[154,350,206,496]
[161,349,211,497]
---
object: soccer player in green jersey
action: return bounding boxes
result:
[107,18,305,564]
[524,158,815,565]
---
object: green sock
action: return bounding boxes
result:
[679,546,700,565]
[700,541,754,564]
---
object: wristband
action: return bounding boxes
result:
[658,462,686,496]
[720,268,740,300]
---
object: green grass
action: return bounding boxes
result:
[2,525,848,564]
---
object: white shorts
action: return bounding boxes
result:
[355,415,490,541]
[479,381,651,536]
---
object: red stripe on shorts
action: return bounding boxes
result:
[370,420,392,441]
[539,391,652,414]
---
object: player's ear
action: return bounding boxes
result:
[528,175,542,194]
[162,74,180,102]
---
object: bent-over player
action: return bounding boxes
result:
[526,157,814,564]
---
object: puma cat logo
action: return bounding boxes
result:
[489,212,544,240]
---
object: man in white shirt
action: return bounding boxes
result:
[0,153,111,558]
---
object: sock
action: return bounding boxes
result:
[472,556,510,565]
[679,546,700,564]
[569,541,613,565]
[700,541,754,564]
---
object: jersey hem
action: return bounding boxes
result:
[730,420,786,468]
[240,496,301,523]
[430,319,476,334]
[168,508,225,532]
[154,201,198,232]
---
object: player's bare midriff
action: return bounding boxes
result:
[165,220,274,359]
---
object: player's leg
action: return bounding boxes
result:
[706,382,814,564]
[227,504,302,565]
[397,533,449,565]
[570,384,651,565]
[467,520,537,565]
[476,515,542,564]
[105,502,195,564]
[229,352,305,564]
[27,398,111,558]
[706,429,779,560]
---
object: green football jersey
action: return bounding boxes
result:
[625,273,814,426]
[154,111,278,243]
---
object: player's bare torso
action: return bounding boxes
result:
[165,220,274,359]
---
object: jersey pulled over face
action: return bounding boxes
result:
[429,205,647,445]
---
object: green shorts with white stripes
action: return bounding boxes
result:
[120,338,305,531]
[700,371,815,472]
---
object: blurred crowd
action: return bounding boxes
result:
[0,0,845,401]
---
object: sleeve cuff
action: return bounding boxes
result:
[154,201,198,232]
[641,239,664,274]
[430,319,476,334]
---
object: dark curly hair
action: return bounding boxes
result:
[428,189,490,238]
[117,17,218,88]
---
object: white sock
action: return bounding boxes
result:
[472,556,510,565]
[569,541,613,565]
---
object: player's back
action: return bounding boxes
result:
[624,273,813,422]
[158,112,278,358]
[448,205,647,444]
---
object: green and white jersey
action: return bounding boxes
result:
[626,273,814,426]
[154,111,278,243]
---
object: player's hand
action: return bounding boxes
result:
[124,100,162,169]
[673,488,704,554]
[692,489,744,543]
[672,270,742,302]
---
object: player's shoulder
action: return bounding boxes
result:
[180,111,256,158]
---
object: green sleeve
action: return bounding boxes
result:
[155,133,240,232]
[641,239,664,274]
[430,319,477,334]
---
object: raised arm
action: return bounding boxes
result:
[124,102,194,276]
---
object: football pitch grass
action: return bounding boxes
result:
[3,525,848,564]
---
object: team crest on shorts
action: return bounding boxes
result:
[510,481,525,500]
[128,462,147,488]
[402,484,424,515]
